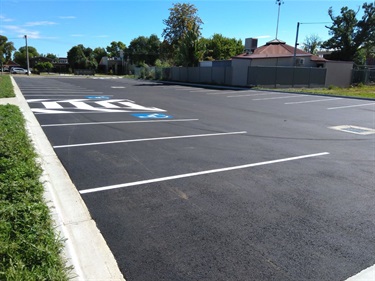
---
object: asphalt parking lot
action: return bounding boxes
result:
[14,76,375,281]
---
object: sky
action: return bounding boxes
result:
[0,0,367,58]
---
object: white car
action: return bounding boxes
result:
[11,68,30,74]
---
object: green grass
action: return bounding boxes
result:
[0,105,71,279]
[257,84,375,99]
[0,75,15,98]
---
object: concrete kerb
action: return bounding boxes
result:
[9,76,125,281]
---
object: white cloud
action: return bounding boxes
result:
[59,16,76,19]
[0,15,14,22]
[24,21,57,27]
[4,25,41,39]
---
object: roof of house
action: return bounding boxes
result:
[234,39,326,62]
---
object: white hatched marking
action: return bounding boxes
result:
[42,102,63,109]
[119,101,165,112]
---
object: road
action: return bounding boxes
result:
[14,76,375,281]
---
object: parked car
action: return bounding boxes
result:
[11,67,30,74]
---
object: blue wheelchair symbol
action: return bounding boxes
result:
[85,96,110,100]
[131,113,173,119]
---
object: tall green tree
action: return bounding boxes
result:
[175,23,204,67]
[106,41,126,58]
[0,35,15,64]
[93,47,108,64]
[322,2,375,62]
[162,2,203,63]
[128,34,161,66]
[13,46,39,66]
[203,34,243,60]
[67,44,97,70]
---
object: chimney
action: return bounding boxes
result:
[245,38,258,54]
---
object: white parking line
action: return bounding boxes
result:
[79,152,330,194]
[42,119,199,127]
[253,95,309,101]
[285,98,342,104]
[327,103,375,110]
[53,131,248,149]
[227,92,289,98]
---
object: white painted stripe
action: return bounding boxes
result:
[80,152,330,194]
[119,102,165,112]
[207,90,252,95]
[34,110,168,115]
[227,92,289,98]
[95,100,121,108]
[32,108,74,114]
[346,264,375,281]
[27,99,50,102]
[42,101,63,109]
[111,86,125,89]
[253,95,309,101]
[53,131,247,149]
[285,98,342,104]
[42,119,199,127]
[189,89,217,93]
[25,95,109,97]
[70,101,96,110]
[327,103,375,110]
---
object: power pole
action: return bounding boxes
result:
[275,0,284,39]
[24,35,30,76]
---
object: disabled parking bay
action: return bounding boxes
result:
[14,76,375,281]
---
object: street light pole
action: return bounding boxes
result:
[24,35,30,76]
[275,0,284,39]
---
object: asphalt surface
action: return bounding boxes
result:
[14,76,375,281]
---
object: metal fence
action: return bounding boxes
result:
[247,66,326,88]
[352,68,375,84]
[134,65,327,88]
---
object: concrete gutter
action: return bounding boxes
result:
[6,76,125,281]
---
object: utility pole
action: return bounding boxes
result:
[24,35,30,76]
[293,22,300,66]
[275,0,284,39]
[293,22,330,66]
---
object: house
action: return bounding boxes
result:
[2,60,20,71]
[230,38,330,87]
[99,56,125,74]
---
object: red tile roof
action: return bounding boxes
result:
[234,39,326,62]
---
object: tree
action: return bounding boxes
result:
[175,23,204,67]
[203,34,244,60]
[322,2,375,61]
[162,2,203,62]
[128,34,161,66]
[93,47,107,64]
[0,35,15,64]
[35,61,53,72]
[106,41,126,58]
[67,44,97,70]
[13,46,39,66]
[302,34,322,55]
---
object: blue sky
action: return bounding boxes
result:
[0,0,366,57]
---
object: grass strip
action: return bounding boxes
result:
[256,84,375,99]
[0,75,15,98]
[0,104,70,280]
